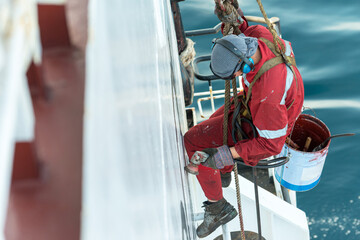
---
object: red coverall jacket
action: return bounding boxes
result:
[184,19,304,201]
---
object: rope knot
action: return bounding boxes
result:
[214,0,242,36]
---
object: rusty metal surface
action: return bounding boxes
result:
[171,1,187,54]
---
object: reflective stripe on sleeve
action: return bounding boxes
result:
[280,40,294,105]
[284,40,291,56]
[280,66,294,105]
[255,124,288,139]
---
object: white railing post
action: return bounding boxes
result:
[221,223,232,240]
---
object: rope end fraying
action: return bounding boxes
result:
[180,38,196,68]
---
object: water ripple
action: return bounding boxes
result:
[304,99,360,110]
[322,22,360,32]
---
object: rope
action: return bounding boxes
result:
[233,163,246,240]
[223,81,231,145]
[180,38,196,68]
[215,2,291,240]
[214,1,245,238]
[255,0,285,55]
[231,78,246,240]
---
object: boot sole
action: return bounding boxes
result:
[197,208,238,238]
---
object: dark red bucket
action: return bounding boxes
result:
[275,114,331,191]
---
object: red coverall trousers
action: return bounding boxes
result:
[184,96,252,201]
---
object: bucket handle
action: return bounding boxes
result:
[302,106,317,118]
[234,156,289,169]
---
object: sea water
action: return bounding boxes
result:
[180,0,360,239]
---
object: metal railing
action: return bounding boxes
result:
[186,16,280,37]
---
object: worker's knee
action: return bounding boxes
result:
[184,124,198,144]
[183,130,194,150]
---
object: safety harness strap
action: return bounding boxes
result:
[259,38,296,66]
[244,37,298,110]
[245,55,283,105]
[259,37,299,91]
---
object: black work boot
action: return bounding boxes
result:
[221,172,232,188]
[196,198,238,238]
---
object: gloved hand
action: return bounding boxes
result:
[200,145,234,170]
[184,146,234,175]
[214,0,244,23]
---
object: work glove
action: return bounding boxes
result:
[198,145,234,170]
[184,146,234,175]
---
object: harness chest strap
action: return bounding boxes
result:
[259,37,298,91]
[244,37,298,111]
[231,36,299,141]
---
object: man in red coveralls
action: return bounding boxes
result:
[184,17,304,238]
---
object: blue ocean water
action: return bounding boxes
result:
[180,1,360,239]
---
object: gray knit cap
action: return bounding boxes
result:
[210,34,258,78]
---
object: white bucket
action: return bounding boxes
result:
[275,114,331,191]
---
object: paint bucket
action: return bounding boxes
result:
[275,114,331,191]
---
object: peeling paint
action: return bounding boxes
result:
[260,90,274,102]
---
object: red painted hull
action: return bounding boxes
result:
[5,3,87,240]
